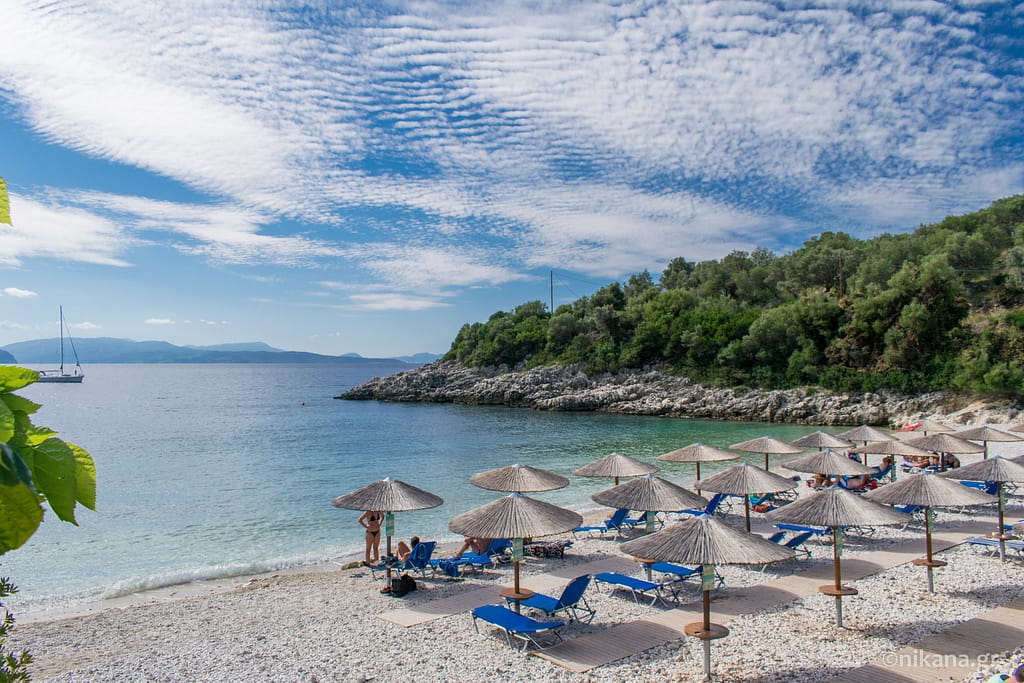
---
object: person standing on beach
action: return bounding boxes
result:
[359,510,383,565]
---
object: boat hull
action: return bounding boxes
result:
[36,374,85,384]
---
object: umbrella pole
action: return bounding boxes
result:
[998,484,1006,562]
[984,441,989,460]
[702,588,712,681]
[817,526,857,628]
[834,528,843,627]
[925,507,934,593]
[763,453,769,471]
[744,497,751,532]
[695,462,701,494]
[683,565,728,683]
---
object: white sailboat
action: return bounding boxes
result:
[36,306,84,384]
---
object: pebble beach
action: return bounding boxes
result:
[7,454,1024,683]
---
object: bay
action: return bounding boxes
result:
[1,363,815,613]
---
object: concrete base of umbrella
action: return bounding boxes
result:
[684,566,730,682]
[818,527,857,628]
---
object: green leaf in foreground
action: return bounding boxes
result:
[24,438,78,524]
[0,367,37,394]
[0,366,95,557]
[0,444,33,490]
[68,442,96,511]
[0,483,43,554]
[0,393,40,418]
[0,398,12,444]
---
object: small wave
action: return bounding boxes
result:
[9,543,364,616]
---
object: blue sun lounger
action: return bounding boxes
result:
[648,562,725,587]
[965,536,1024,557]
[471,604,566,651]
[572,508,631,538]
[593,571,680,605]
[509,574,595,623]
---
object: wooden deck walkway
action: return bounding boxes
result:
[535,518,1001,673]
[830,596,1024,682]
[380,555,636,626]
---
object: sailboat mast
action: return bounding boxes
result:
[59,306,65,373]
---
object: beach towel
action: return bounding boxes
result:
[435,559,462,578]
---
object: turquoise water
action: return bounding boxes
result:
[1,364,815,612]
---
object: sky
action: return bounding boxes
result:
[0,1,1022,358]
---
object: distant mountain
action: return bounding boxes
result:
[1,337,421,365]
[395,352,442,364]
[186,342,284,353]
[0,349,14,364]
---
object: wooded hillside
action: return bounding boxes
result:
[445,195,1024,396]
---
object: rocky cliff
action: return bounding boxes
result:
[338,361,1023,427]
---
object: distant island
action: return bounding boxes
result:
[1,337,439,366]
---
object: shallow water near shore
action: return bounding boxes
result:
[4,363,826,614]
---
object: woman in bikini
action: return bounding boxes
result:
[359,510,383,565]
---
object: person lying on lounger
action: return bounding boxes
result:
[396,536,420,562]
[452,536,490,558]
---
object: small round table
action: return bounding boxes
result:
[911,558,946,568]
[499,587,535,613]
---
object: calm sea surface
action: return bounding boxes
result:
[2,363,815,612]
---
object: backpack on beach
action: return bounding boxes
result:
[390,573,417,597]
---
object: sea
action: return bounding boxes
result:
[1,363,816,615]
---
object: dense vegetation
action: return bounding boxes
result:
[445,195,1024,396]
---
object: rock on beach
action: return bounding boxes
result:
[339,361,1022,426]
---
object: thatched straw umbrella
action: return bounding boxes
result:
[941,456,1024,561]
[332,478,444,580]
[730,436,802,471]
[573,452,657,486]
[902,419,954,435]
[765,488,909,627]
[837,425,894,445]
[621,515,793,682]
[449,493,582,611]
[781,449,874,489]
[592,474,706,534]
[864,473,996,591]
[954,426,1024,460]
[790,431,853,451]
[469,463,569,492]
[695,463,799,531]
[903,434,984,469]
[849,439,931,481]
[657,443,739,493]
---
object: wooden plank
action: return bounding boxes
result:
[831,597,1024,682]
[542,517,1006,673]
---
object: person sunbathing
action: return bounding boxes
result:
[809,472,833,488]
[452,536,490,558]
[396,536,420,562]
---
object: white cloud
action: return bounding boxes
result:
[70,321,102,330]
[1,288,37,298]
[344,293,452,311]
[0,320,29,330]
[0,0,1021,290]
[144,318,175,325]
[0,192,131,267]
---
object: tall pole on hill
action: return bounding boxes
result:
[550,270,554,313]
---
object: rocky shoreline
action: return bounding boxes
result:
[339,361,1024,427]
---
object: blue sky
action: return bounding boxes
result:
[1,1,1022,357]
